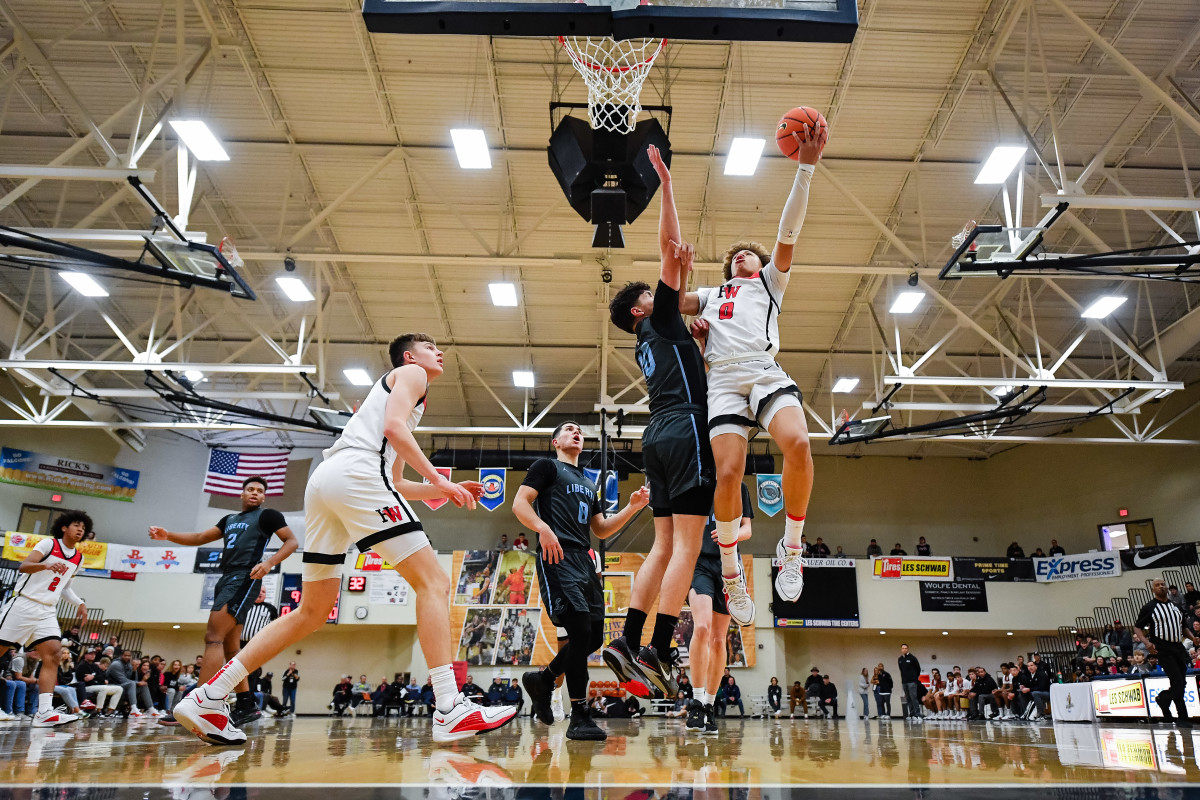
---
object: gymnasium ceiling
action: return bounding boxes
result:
[1,0,1200,458]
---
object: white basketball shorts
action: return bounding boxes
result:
[706,358,802,439]
[301,448,430,581]
[0,596,62,648]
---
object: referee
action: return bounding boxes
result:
[240,587,280,647]
[1134,577,1199,727]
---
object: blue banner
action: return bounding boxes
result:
[756,474,783,517]
[583,468,619,513]
[479,467,506,512]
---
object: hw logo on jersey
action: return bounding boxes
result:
[717,285,742,299]
[478,468,506,512]
[374,505,410,524]
[422,467,454,510]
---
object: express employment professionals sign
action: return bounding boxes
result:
[1034,551,1121,583]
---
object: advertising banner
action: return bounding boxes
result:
[1120,544,1198,571]
[192,547,281,574]
[104,544,197,574]
[919,580,988,612]
[1034,552,1122,583]
[0,447,139,502]
[773,558,859,628]
[871,555,953,581]
[3,531,108,569]
[951,557,1035,582]
[1144,675,1200,718]
[1091,677,1149,717]
[583,469,619,513]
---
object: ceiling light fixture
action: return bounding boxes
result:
[889,291,924,314]
[184,370,205,383]
[168,120,230,161]
[1081,296,1126,319]
[450,129,492,169]
[61,272,108,297]
[275,276,314,302]
[974,145,1026,184]
[488,283,518,306]
[832,377,859,394]
[724,138,766,176]
[513,370,535,388]
[343,368,373,386]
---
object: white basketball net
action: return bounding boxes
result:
[560,35,666,133]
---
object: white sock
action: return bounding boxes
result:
[783,515,806,550]
[697,690,710,706]
[204,657,249,699]
[38,693,52,715]
[431,664,459,713]
[717,519,740,577]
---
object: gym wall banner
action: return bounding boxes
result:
[0,447,140,502]
[1144,675,1200,718]
[774,558,859,628]
[950,557,1035,582]
[1034,552,1122,583]
[1091,677,1148,717]
[2,531,108,569]
[871,555,953,581]
[1120,544,1199,571]
[918,580,988,612]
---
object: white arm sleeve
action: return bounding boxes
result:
[777,162,815,245]
[63,586,84,609]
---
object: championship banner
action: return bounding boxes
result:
[422,467,453,510]
[104,544,197,574]
[583,469,618,513]
[951,557,1035,582]
[479,468,506,512]
[756,474,783,517]
[3,531,108,569]
[871,555,953,581]
[919,580,988,612]
[0,447,139,502]
[1120,544,1198,571]
[1034,552,1121,583]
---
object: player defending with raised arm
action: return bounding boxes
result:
[174,334,517,746]
[680,123,827,609]
[515,421,649,741]
[149,476,298,727]
[0,511,89,728]
[603,143,718,697]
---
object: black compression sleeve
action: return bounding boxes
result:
[650,281,691,339]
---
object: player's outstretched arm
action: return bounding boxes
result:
[647,144,686,291]
[385,364,476,509]
[16,543,63,574]
[590,485,650,539]
[772,125,826,274]
[147,526,222,546]
[249,523,300,579]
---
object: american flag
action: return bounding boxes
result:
[203,449,288,497]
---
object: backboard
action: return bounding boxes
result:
[144,237,256,300]
[361,0,858,42]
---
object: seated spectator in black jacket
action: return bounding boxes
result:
[1107,620,1133,658]
[461,676,485,704]
[677,674,694,700]
[810,538,830,558]
[804,667,824,707]
[890,544,907,556]
[1031,548,1046,558]
[624,694,645,718]
[1006,541,1025,558]
[1186,582,1200,607]
[486,677,506,706]
[332,676,354,715]
[717,676,744,717]
[1048,540,1065,556]
[818,676,838,718]
[504,679,523,713]
[767,677,783,717]
[968,667,998,719]
[866,539,883,557]
[1075,634,1099,669]
[420,678,436,716]
[370,677,390,716]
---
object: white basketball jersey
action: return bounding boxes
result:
[695,262,790,365]
[324,368,426,469]
[16,537,83,606]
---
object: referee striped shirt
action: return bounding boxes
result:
[1135,597,1185,645]
[240,601,279,644]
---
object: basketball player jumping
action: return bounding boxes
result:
[679,124,827,609]
[149,475,297,727]
[603,143,720,699]
[0,510,89,728]
[174,334,518,745]
[515,421,649,741]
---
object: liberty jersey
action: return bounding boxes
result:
[15,538,82,606]
[636,281,708,415]
[695,262,790,363]
[521,458,603,551]
[323,367,427,470]
[215,507,285,572]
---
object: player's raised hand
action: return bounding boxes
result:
[148,526,168,540]
[458,480,486,500]
[669,240,695,274]
[435,475,477,509]
[647,144,671,185]
[690,318,709,349]
[48,561,69,575]
[629,485,650,510]
[78,604,88,623]
[792,123,827,166]
[539,529,564,565]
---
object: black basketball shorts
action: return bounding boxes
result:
[689,555,728,617]
[642,410,715,517]
[212,570,262,625]
[535,549,604,628]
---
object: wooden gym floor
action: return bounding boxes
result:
[1,715,1198,799]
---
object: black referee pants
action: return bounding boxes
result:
[1158,641,1191,721]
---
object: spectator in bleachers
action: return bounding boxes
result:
[162,660,183,709]
[75,648,120,715]
[513,534,529,552]
[421,677,436,715]
[890,543,907,556]
[504,678,523,714]
[177,664,197,702]
[1006,541,1025,558]
[1129,650,1153,675]
[874,664,894,718]
[768,677,783,718]
[350,675,372,714]
[818,675,838,718]
[496,534,511,552]
[916,537,931,556]
[666,690,689,718]
[61,627,83,661]
[835,546,846,557]
[810,538,830,558]
[866,539,883,557]
[716,675,744,717]
[486,677,506,706]
[1076,634,1099,669]
[1186,582,1200,607]
[1031,547,1046,557]
[1169,585,1187,612]
[804,667,823,710]
[331,676,353,715]
[1048,539,1065,556]
[55,647,88,715]
[788,680,807,718]
[856,668,870,719]
[461,675,484,704]
[922,668,943,718]
[624,694,644,718]
[994,664,1017,719]
[677,673,694,700]
[370,676,390,716]
[1107,620,1133,657]
[1017,660,1050,719]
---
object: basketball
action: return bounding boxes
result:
[776,106,828,160]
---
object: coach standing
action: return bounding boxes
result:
[898,643,922,723]
[1134,577,1198,727]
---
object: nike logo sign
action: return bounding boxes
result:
[1132,547,1182,568]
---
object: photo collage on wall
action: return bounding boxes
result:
[450,549,550,667]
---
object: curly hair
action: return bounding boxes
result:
[608,281,651,334]
[51,509,93,539]
[721,241,772,282]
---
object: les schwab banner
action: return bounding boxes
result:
[872,555,953,581]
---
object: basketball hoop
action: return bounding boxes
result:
[559,34,666,133]
[217,236,243,270]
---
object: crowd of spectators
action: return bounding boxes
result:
[495,534,531,553]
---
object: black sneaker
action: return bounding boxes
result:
[156,712,180,726]
[566,704,607,741]
[703,703,718,735]
[522,670,555,725]
[635,646,679,699]
[684,699,705,733]
[603,636,653,698]
[1158,694,1175,721]
[230,703,263,728]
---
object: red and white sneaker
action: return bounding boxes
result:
[432,693,518,743]
[173,688,247,746]
[32,709,79,728]
[80,700,97,713]
[128,709,145,719]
